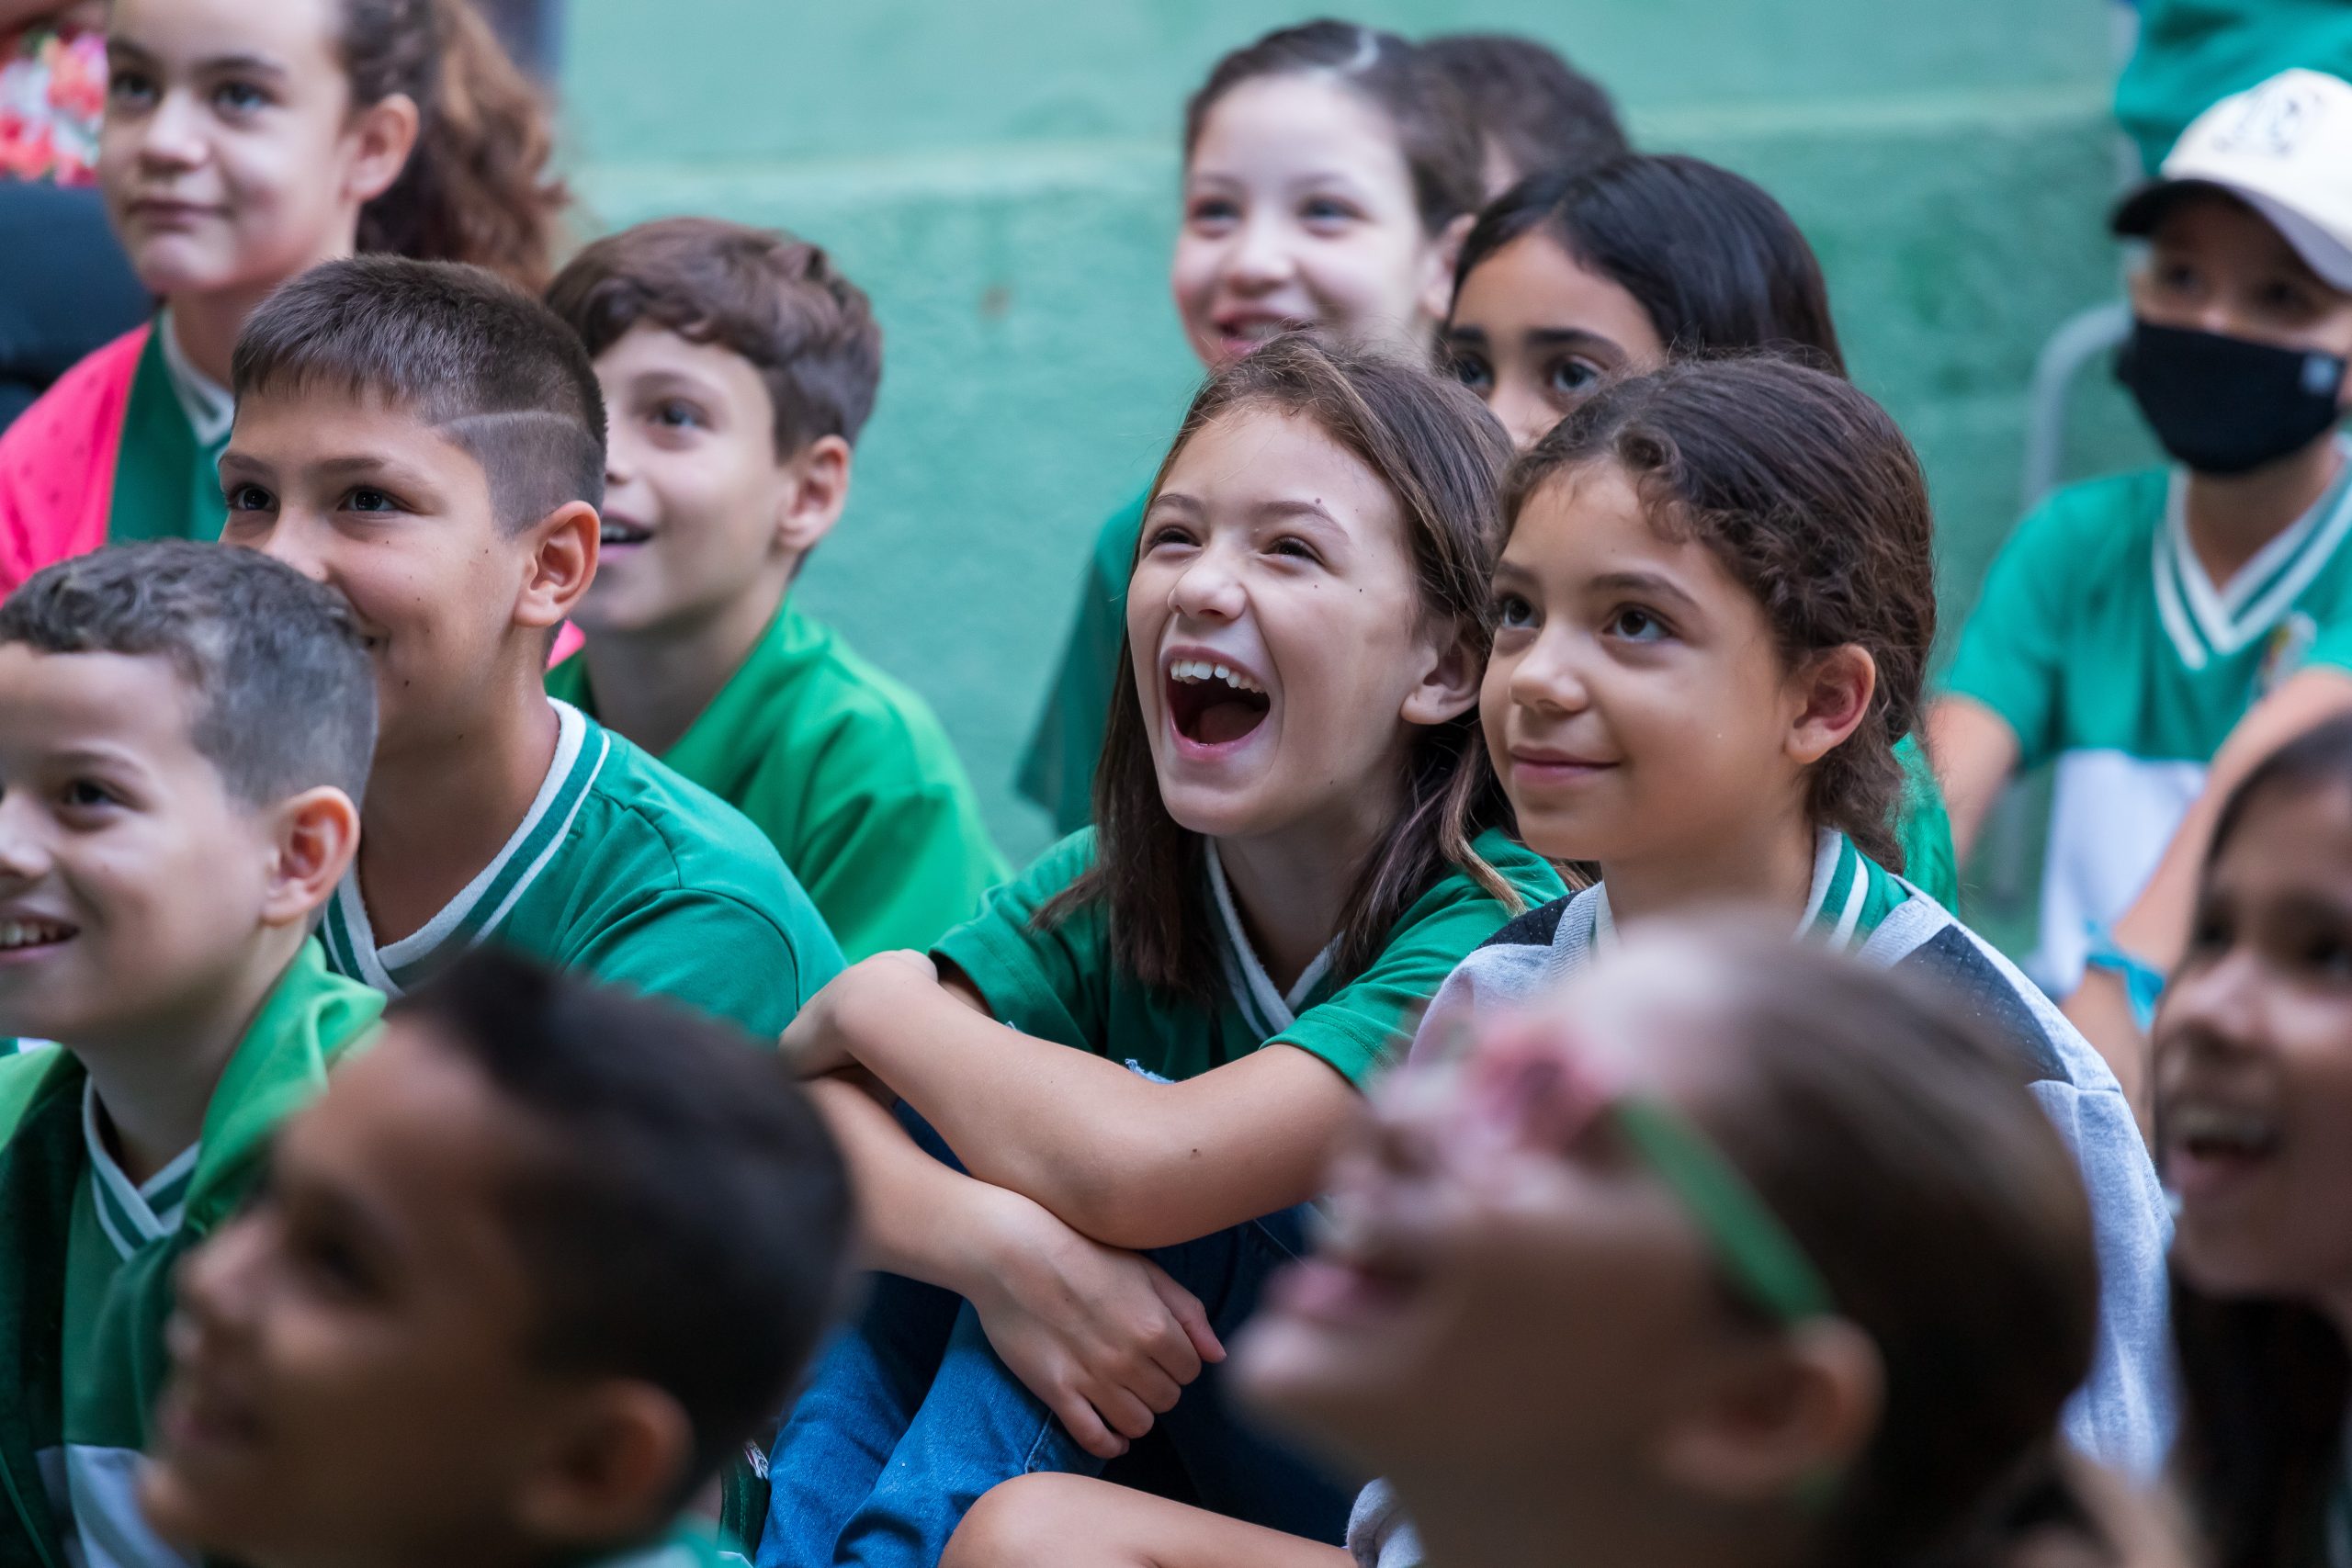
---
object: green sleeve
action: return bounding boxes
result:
[1893,734,1959,907]
[2299,613,2352,679]
[1941,497,2081,772]
[568,889,845,1043]
[1015,496,1148,832]
[2115,0,2352,175]
[930,831,1105,1053]
[799,783,1010,962]
[1271,867,1540,1089]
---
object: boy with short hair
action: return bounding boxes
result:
[220,255,842,1035]
[543,218,1006,962]
[1419,32,1628,197]
[138,948,855,1568]
[0,541,386,1568]
[1932,69,2352,1049]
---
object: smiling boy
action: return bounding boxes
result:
[0,542,385,1568]
[543,219,1004,961]
[137,949,854,1568]
[1932,70,2352,1039]
[217,256,841,1035]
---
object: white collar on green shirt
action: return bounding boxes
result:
[322,699,608,995]
[2155,435,2352,671]
[155,309,234,451]
[81,1080,198,1261]
[1587,830,1901,957]
[1204,842,1340,1039]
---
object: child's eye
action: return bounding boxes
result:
[59,779,120,813]
[212,79,270,114]
[1605,606,1669,643]
[344,488,401,515]
[1546,357,1605,398]
[290,1221,379,1301]
[1491,592,1537,630]
[1450,351,1493,394]
[107,68,157,107]
[2256,279,2317,319]
[1142,522,1197,552]
[225,483,274,513]
[651,400,706,431]
[1187,197,1239,229]
[1267,536,1320,563]
[1300,197,1358,227]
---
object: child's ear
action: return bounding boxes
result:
[775,435,853,559]
[260,786,360,929]
[515,502,602,630]
[1783,645,1877,767]
[1399,619,1483,727]
[344,91,422,208]
[513,1382,695,1549]
[1419,211,1477,328]
[1651,1318,1882,1506]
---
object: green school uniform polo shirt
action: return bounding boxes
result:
[1943,444,2352,995]
[109,312,231,551]
[548,604,1006,963]
[934,826,1566,1087]
[320,699,841,1041]
[1016,494,1961,904]
[0,942,382,1568]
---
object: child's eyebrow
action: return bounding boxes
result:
[1442,323,1489,344]
[1250,498,1344,535]
[197,53,290,81]
[1521,328,1621,355]
[1491,557,1539,588]
[1588,569,1702,613]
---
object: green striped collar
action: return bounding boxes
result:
[323,701,608,995]
[1204,842,1339,1040]
[80,1080,198,1261]
[1591,831,1909,956]
[2154,436,2352,672]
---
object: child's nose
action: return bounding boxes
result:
[136,90,209,171]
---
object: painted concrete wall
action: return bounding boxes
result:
[560,0,2159,865]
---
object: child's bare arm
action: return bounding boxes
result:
[792,956,1363,1250]
[944,1474,1353,1568]
[806,1076,1224,1460]
[1926,694,2022,863]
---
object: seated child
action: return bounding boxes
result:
[136,947,855,1568]
[218,255,842,1035]
[1019,20,1486,832]
[0,541,384,1568]
[1422,358,2174,1472]
[543,217,1006,961]
[0,0,565,592]
[1419,31,1627,198]
[1442,150,1959,905]
[763,336,1565,1568]
[1931,68,2352,1017]
[2155,711,2352,1568]
[946,930,2132,1568]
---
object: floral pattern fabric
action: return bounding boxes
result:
[0,26,105,186]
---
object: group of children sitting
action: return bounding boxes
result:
[2,4,2351,1567]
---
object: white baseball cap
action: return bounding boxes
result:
[2112,67,2352,292]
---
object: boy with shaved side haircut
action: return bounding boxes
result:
[0,542,386,1568]
[220,256,841,1037]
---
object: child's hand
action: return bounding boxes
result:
[779,951,939,1077]
[965,1190,1225,1460]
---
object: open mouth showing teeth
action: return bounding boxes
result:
[0,918,75,952]
[599,521,652,547]
[2169,1104,2279,1163]
[1167,659,1271,746]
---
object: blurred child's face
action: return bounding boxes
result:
[2133,193,2352,389]
[0,647,282,1048]
[221,389,575,760]
[100,0,398,304]
[1172,74,1455,369]
[1127,406,1471,845]
[575,324,808,637]
[1235,943,1753,1483]
[2156,779,2352,1309]
[142,1019,609,1565]
[1447,232,1667,452]
[1483,464,1815,867]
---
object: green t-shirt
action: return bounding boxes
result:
[1942,446,2352,993]
[2115,2,2352,175]
[0,942,383,1568]
[935,827,1566,1088]
[548,604,1007,963]
[321,700,842,1040]
[1016,495,1960,905]
[109,314,231,552]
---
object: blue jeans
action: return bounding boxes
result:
[757,1116,1355,1568]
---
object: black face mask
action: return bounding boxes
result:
[2116,319,2346,476]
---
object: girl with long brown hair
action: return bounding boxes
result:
[763,334,1562,1568]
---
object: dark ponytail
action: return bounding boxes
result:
[341,0,568,292]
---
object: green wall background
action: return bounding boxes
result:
[559,0,2159,867]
